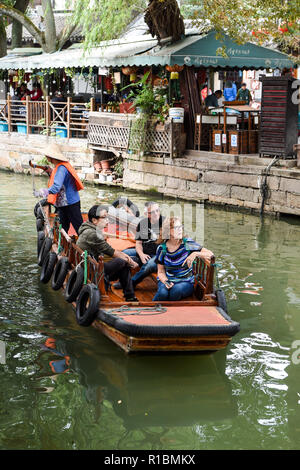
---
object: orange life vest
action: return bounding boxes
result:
[47,162,84,205]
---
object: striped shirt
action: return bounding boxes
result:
[155,238,202,284]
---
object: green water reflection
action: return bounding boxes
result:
[0,171,300,450]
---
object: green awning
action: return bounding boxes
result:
[128,31,295,69]
[0,31,294,71]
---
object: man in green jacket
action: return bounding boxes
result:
[77,204,138,302]
[236,83,252,105]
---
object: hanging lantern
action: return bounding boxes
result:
[170,72,179,80]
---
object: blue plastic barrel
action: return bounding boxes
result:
[56,126,68,138]
[17,123,27,134]
[0,121,8,132]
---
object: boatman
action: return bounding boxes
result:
[33,143,84,234]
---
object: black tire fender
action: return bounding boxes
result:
[112,197,140,218]
[37,231,45,257]
[34,199,48,218]
[38,237,52,266]
[36,217,44,231]
[51,256,70,291]
[76,283,100,327]
[65,266,84,303]
[40,252,57,284]
[216,289,228,313]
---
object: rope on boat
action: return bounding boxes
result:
[104,304,167,316]
[57,224,62,254]
[83,250,88,285]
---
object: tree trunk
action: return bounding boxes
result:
[41,0,57,53]
[0,16,7,57]
[145,0,185,43]
[0,4,46,49]
[11,0,30,49]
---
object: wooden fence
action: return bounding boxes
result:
[88,112,185,158]
[0,94,95,139]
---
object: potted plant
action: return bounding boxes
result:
[122,72,169,154]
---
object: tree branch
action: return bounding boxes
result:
[56,21,77,51]
[0,3,46,49]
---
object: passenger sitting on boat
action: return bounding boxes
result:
[114,201,164,290]
[77,204,139,302]
[153,217,213,301]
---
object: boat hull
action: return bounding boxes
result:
[93,318,233,353]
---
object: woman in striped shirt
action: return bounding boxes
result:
[153,217,213,301]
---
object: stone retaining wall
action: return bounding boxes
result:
[0,133,95,180]
[123,152,300,217]
[2,132,300,217]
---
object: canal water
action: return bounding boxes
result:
[0,171,300,450]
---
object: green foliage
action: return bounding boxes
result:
[113,158,124,177]
[36,155,49,165]
[181,0,300,59]
[70,0,299,61]
[124,72,169,155]
[68,0,147,52]
[125,72,168,121]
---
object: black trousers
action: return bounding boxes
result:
[57,201,83,235]
[104,258,134,298]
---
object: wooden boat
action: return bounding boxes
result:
[34,200,240,353]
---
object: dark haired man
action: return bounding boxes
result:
[77,204,138,302]
[205,90,222,108]
[236,83,252,105]
[114,201,164,289]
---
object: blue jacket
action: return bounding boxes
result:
[48,165,80,206]
[224,83,237,102]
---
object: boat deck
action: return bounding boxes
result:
[105,274,201,304]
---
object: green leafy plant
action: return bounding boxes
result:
[37,156,49,166]
[37,118,57,137]
[123,72,169,155]
[113,158,124,178]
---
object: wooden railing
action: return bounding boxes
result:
[88,112,185,158]
[0,94,95,139]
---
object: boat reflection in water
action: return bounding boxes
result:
[38,284,237,430]
[72,341,237,429]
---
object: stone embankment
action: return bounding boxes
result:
[123,150,300,217]
[0,133,94,180]
[1,132,300,217]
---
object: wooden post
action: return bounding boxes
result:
[7,93,11,133]
[67,97,71,139]
[45,96,50,136]
[170,118,174,159]
[90,97,95,112]
[26,95,30,135]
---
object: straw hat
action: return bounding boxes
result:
[41,143,68,162]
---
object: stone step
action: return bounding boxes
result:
[183,150,297,168]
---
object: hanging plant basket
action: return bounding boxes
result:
[166,65,184,73]
[122,66,138,76]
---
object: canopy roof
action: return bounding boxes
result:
[128,31,295,69]
[0,30,294,71]
[0,36,157,70]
